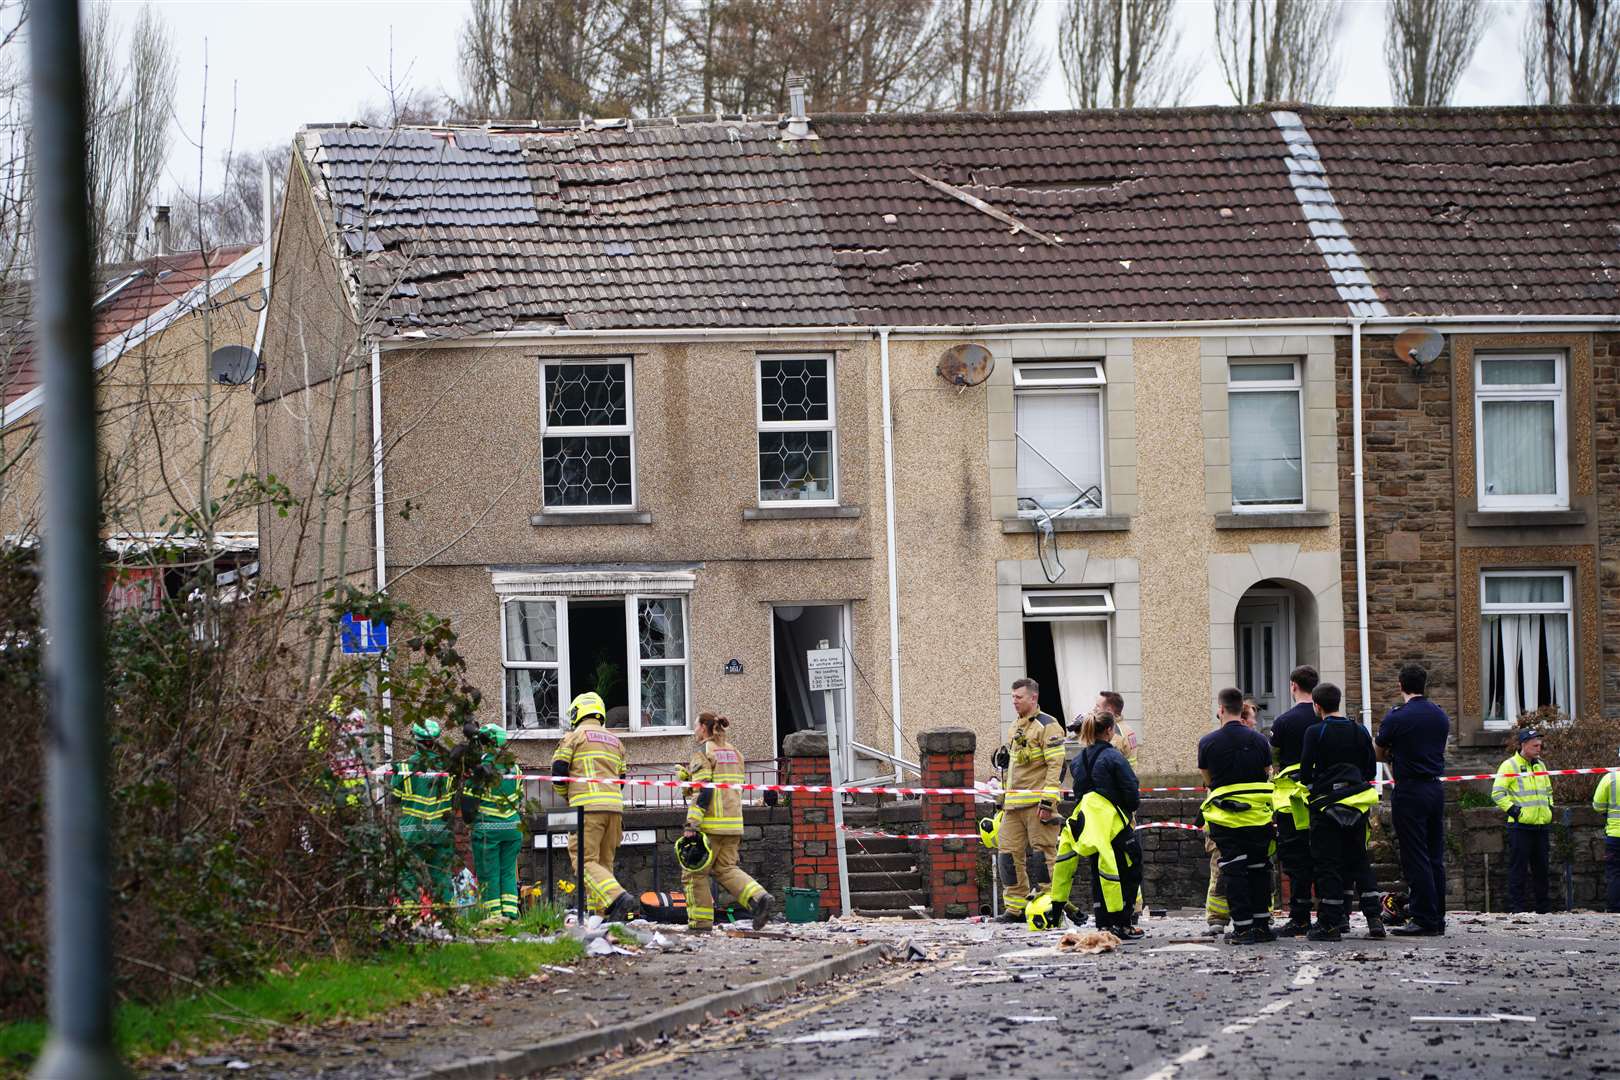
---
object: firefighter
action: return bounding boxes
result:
[1269,666,1322,936]
[391,719,455,913]
[1493,728,1555,914]
[466,725,522,922]
[552,692,636,922]
[1047,709,1144,938]
[680,711,773,932]
[1297,683,1384,941]
[994,677,1066,921]
[1197,687,1276,944]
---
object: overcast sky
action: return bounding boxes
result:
[117,0,1538,195]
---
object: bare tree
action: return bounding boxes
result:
[166,145,287,249]
[1385,0,1493,106]
[119,6,177,261]
[1214,0,1345,105]
[601,0,692,116]
[455,0,625,120]
[936,0,1049,111]
[1059,0,1189,109]
[1524,0,1620,104]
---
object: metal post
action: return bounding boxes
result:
[575,807,586,923]
[823,688,853,918]
[29,0,129,1074]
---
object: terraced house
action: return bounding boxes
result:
[258,103,1620,782]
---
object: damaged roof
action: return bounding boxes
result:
[296,105,1620,335]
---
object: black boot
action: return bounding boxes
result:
[750,892,775,930]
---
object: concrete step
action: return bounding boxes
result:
[851,907,928,920]
[849,871,924,891]
[849,888,928,910]
[844,835,912,855]
[845,853,916,873]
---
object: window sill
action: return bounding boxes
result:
[1000,514,1131,534]
[1213,510,1333,530]
[508,727,694,740]
[1464,509,1587,528]
[531,510,652,527]
[744,504,861,521]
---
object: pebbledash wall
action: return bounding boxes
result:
[1338,332,1620,746]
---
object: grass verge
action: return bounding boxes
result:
[0,936,583,1077]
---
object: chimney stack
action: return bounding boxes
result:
[154,205,172,256]
[783,75,811,140]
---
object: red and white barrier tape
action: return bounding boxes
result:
[371,766,1620,800]
[838,820,1207,842]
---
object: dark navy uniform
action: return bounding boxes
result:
[1376,697,1451,933]
[1270,700,1319,927]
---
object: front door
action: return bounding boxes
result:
[1234,592,1293,728]
[772,603,852,772]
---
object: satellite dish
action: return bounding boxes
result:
[1393,327,1444,368]
[210,345,259,385]
[937,343,994,387]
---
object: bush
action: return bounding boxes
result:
[1505,705,1620,805]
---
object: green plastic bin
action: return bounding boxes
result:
[785,886,822,923]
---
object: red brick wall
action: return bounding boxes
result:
[918,728,978,918]
[1336,333,1460,720]
[783,748,840,916]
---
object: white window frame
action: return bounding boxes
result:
[755,353,838,505]
[1479,569,1575,730]
[1474,351,1568,511]
[498,592,692,737]
[538,357,637,512]
[1014,359,1108,517]
[1227,358,1306,513]
[1020,588,1115,702]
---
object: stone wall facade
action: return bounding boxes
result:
[1592,333,1620,718]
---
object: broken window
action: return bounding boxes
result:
[1228,360,1304,510]
[1475,353,1567,511]
[757,355,836,503]
[501,593,689,733]
[1481,571,1572,728]
[1014,360,1106,515]
[540,359,634,509]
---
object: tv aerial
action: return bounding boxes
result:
[936,343,994,388]
[209,345,260,385]
[1393,327,1444,375]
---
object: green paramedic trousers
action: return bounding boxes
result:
[399,828,456,908]
[473,826,521,919]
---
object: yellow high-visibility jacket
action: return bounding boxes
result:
[1492,752,1553,826]
[684,737,745,835]
[1591,770,1620,840]
[551,718,626,813]
[1004,711,1065,811]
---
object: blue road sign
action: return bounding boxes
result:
[339,613,389,655]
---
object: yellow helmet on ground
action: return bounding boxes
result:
[675,832,715,874]
[567,692,607,727]
[1026,892,1062,931]
[978,811,1002,850]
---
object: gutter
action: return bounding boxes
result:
[878,328,905,779]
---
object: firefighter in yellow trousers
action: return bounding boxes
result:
[994,678,1066,921]
[552,693,637,922]
[678,712,774,933]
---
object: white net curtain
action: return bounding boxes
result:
[1481,576,1571,725]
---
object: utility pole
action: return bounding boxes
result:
[29,0,129,1074]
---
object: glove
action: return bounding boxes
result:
[991,745,1010,771]
[1507,805,1521,821]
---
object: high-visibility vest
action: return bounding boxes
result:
[1492,753,1553,826]
[1004,712,1065,810]
[1201,781,1275,829]
[1272,763,1310,829]
[551,719,626,813]
[1049,791,1136,916]
[1592,770,1620,840]
[685,738,745,835]
[472,754,522,832]
[392,752,452,834]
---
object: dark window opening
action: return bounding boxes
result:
[568,599,630,727]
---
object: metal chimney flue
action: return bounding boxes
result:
[154,205,171,256]
[783,75,812,140]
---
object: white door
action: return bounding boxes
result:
[771,603,853,772]
[1234,593,1293,727]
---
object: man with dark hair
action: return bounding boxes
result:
[1269,664,1321,936]
[1376,662,1451,936]
[1299,683,1383,941]
[994,677,1066,921]
[1197,687,1276,944]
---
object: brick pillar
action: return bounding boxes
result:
[782,730,838,918]
[919,727,978,918]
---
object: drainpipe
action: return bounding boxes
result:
[878,327,906,779]
[370,339,387,593]
[1350,318,1374,739]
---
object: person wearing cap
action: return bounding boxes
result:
[1592,748,1620,912]
[1493,728,1555,914]
[391,719,455,913]
[1375,663,1451,936]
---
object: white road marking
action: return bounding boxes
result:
[1141,1044,1211,1080]
[1292,963,1323,987]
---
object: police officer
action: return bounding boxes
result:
[1298,683,1384,941]
[552,692,636,922]
[1269,666,1321,936]
[1493,728,1555,914]
[1197,687,1275,944]
[681,711,773,932]
[1592,749,1620,912]
[1375,663,1450,937]
[993,678,1066,921]
[391,720,455,914]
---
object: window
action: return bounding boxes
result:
[1475,353,1567,510]
[1014,361,1106,515]
[501,594,689,733]
[1228,360,1304,510]
[1021,588,1113,725]
[1481,570,1573,729]
[540,359,635,509]
[757,355,836,503]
